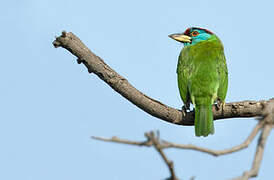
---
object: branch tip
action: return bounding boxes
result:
[61,31,67,37]
[52,40,61,48]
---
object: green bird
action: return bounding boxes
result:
[169,27,228,137]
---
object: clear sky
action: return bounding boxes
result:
[1,0,273,179]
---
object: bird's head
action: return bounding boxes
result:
[169,27,214,46]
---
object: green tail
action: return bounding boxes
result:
[195,105,214,137]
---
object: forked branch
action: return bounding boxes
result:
[92,101,274,179]
[92,121,263,156]
[93,120,272,180]
[230,100,274,180]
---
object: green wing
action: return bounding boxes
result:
[177,49,191,106]
[217,53,228,102]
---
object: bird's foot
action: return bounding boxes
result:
[181,106,187,117]
[181,103,190,117]
[217,99,226,111]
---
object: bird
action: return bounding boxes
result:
[169,27,228,137]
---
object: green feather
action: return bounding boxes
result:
[195,105,214,137]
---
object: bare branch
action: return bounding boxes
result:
[231,100,274,180]
[230,124,272,180]
[161,121,264,156]
[92,136,152,147]
[93,132,179,180]
[146,132,179,180]
[92,122,272,180]
[92,121,263,156]
[53,31,270,126]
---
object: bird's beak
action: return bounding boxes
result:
[168,33,191,43]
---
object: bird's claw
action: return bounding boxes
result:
[217,99,226,111]
[181,102,190,117]
[181,106,187,117]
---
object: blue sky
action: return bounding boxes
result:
[1,0,273,179]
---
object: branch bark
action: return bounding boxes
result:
[53,31,270,126]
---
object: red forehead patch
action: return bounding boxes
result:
[184,27,213,35]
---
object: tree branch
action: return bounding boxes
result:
[53,31,270,126]
[92,135,152,147]
[92,121,263,156]
[230,100,274,180]
[161,121,264,156]
[230,124,272,180]
[146,132,179,180]
[93,121,272,180]
[93,132,179,180]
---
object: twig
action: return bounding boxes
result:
[161,121,264,156]
[93,132,179,180]
[92,121,263,156]
[146,132,179,180]
[230,124,272,180]
[53,31,270,126]
[92,136,152,147]
[230,100,274,180]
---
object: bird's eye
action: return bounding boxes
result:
[191,31,199,37]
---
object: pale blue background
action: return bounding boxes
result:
[1,0,273,179]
